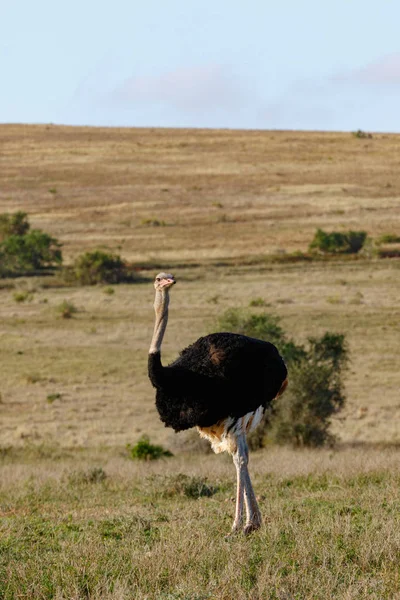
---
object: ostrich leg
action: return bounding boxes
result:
[231,444,245,533]
[237,433,262,535]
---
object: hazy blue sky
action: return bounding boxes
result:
[2,0,400,131]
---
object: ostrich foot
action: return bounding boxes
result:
[243,519,262,536]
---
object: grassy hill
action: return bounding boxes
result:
[1,124,399,448]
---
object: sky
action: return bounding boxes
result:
[1,0,400,132]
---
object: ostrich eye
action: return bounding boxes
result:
[156,277,160,282]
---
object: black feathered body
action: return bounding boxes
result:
[148,332,287,432]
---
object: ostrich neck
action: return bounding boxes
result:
[149,289,170,354]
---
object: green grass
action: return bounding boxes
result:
[1,450,400,599]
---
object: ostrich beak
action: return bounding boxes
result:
[161,277,176,287]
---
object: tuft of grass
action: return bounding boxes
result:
[67,466,107,485]
[46,392,61,404]
[249,297,268,307]
[141,218,166,227]
[154,473,218,499]
[127,435,173,460]
[13,290,33,303]
[56,300,78,319]
[376,233,400,244]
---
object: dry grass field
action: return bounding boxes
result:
[1,124,400,599]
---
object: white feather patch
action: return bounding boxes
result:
[197,405,265,455]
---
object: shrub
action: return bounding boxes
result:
[217,308,285,347]
[352,129,372,139]
[127,435,173,460]
[309,229,367,254]
[0,213,62,277]
[268,333,348,447]
[215,309,347,447]
[1,230,62,271]
[70,251,127,285]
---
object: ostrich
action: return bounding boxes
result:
[148,273,288,535]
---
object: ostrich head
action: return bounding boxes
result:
[154,272,176,292]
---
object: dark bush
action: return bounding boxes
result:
[215,309,348,447]
[309,229,367,254]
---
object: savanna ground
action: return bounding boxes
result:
[0,125,400,598]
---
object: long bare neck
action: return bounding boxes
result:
[149,289,170,354]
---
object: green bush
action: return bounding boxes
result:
[216,308,306,364]
[1,230,62,272]
[217,308,285,347]
[70,250,127,285]
[309,229,367,254]
[269,333,348,447]
[215,309,348,447]
[127,435,173,460]
[0,212,62,276]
